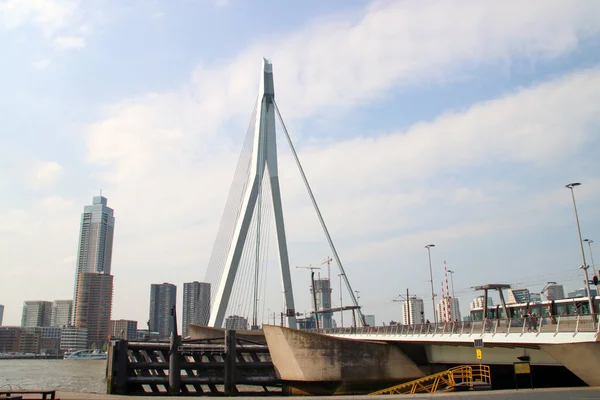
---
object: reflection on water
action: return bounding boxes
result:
[0,359,106,393]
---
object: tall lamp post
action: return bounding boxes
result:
[584,239,597,282]
[565,183,595,316]
[338,273,344,327]
[425,244,437,322]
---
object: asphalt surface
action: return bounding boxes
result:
[54,387,600,399]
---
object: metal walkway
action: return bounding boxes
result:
[369,365,491,395]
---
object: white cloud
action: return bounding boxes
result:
[53,34,85,50]
[0,0,87,51]
[28,160,63,188]
[0,0,79,37]
[32,58,51,70]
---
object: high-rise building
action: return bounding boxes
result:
[436,298,461,322]
[51,300,73,327]
[0,304,4,326]
[182,281,211,337]
[311,278,333,329]
[149,283,177,338]
[507,289,531,304]
[21,301,52,327]
[470,296,493,310]
[74,273,113,348]
[402,297,424,325]
[110,320,138,340]
[73,195,115,320]
[225,315,248,330]
[546,284,565,301]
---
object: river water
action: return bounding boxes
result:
[0,359,106,393]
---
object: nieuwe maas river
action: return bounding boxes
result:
[0,359,106,393]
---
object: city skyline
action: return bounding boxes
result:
[1,1,600,327]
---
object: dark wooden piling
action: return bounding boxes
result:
[168,334,182,394]
[107,339,129,394]
[224,329,237,395]
[105,333,279,396]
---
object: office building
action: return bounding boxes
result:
[73,195,115,320]
[436,297,461,323]
[0,327,20,352]
[470,295,493,310]
[529,293,541,302]
[74,272,113,348]
[60,326,88,352]
[568,288,598,298]
[19,327,42,353]
[311,278,333,329]
[21,301,52,327]
[402,296,424,325]
[507,289,531,304]
[182,281,211,337]
[40,327,62,354]
[297,316,316,330]
[135,329,160,340]
[149,283,177,338]
[110,319,138,340]
[225,315,248,330]
[545,284,565,301]
[0,304,4,326]
[51,300,73,327]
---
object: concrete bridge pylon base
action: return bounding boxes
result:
[262,325,426,395]
[541,342,600,386]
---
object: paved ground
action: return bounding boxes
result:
[53,387,600,399]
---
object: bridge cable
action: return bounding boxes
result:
[274,101,366,327]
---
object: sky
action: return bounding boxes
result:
[1,0,600,328]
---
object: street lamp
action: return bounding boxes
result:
[447,269,456,299]
[425,244,437,322]
[338,273,344,327]
[584,239,597,281]
[565,183,595,315]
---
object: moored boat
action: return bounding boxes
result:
[64,349,107,360]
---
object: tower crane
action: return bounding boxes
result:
[320,256,333,281]
[296,266,322,330]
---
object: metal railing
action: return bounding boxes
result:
[368,365,491,395]
[314,314,600,337]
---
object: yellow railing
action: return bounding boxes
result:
[369,365,491,395]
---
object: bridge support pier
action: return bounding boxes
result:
[541,343,600,386]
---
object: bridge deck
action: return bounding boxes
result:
[317,315,599,344]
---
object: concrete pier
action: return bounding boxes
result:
[263,325,426,395]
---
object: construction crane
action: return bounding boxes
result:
[296,266,322,330]
[320,256,333,281]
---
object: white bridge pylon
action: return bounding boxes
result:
[209,59,297,329]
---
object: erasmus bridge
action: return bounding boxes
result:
[193,59,600,391]
[202,58,364,330]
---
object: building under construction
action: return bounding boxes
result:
[311,278,333,329]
